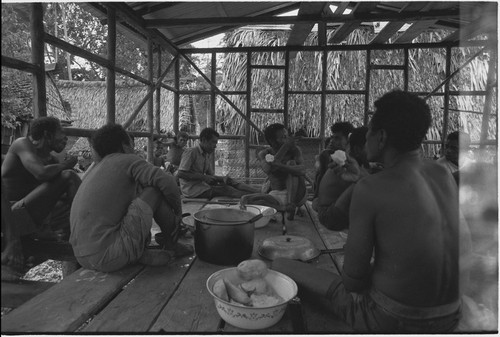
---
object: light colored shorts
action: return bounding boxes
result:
[269,189,288,206]
[77,198,153,272]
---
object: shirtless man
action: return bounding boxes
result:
[240,123,307,220]
[70,124,191,272]
[273,90,470,332]
[1,116,81,240]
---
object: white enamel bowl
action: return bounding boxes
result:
[206,267,298,330]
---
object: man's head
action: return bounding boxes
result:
[347,126,368,165]
[264,123,288,147]
[91,124,133,158]
[199,127,219,154]
[175,131,189,148]
[30,116,67,153]
[444,131,471,166]
[329,122,354,151]
[366,90,431,162]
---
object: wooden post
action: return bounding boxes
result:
[403,48,409,91]
[31,3,46,118]
[284,51,290,129]
[155,47,162,134]
[479,37,497,151]
[106,6,116,124]
[245,52,252,179]
[441,46,452,149]
[363,49,371,126]
[210,52,216,128]
[320,49,327,146]
[147,38,154,163]
[174,57,180,133]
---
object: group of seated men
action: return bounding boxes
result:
[0,90,475,333]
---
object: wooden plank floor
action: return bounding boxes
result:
[2,264,144,332]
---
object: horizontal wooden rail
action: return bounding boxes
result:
[369,64,406,70]
[251,108,284,114]
[62,127,172,140]
[250,64,286,69]
[1,56,40,74]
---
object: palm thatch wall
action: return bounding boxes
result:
[216,27,496,159]
[56,79,175,163]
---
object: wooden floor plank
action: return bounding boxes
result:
[1,265,144,333]
[83,202,205,332]
[1,280,55,309]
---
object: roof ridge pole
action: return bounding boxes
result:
[31,3,47,118]
[479,35,497,152]
[106,6,116,124]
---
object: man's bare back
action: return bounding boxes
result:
[347,151,459,306]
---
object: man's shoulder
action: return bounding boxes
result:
[8,137,31,150]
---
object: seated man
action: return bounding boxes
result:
[240,123,307,220]
[315,126,371,231]
[436,131,473,184]
[313,121,354,205]
[165,131,188,175]
[70,124,192,272]
[273,90,471,333]
[1,116,81,241]
[177,127,259,199]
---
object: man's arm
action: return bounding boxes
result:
[342,178,376,292]
[13,138,76,181]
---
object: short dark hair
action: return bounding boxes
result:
[91,124,131,158]
[30,116,61,140]
[199,127,219,142]
[264,123,286,145]
[175,131,189,143]
[349,126,368,150]
[371,90,431,152]
[330,122,354,139]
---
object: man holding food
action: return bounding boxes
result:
[273,90,470,333]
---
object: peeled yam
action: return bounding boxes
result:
[223,278,251,305]
[240,278,268,295]
[213,279,229,302]
[250,293,283,308]
[237,259,268,281]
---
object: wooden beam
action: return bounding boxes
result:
[123,55,179,129]
[147,38,154,163]
[145,8,463,28]
[155,48,161,134]
[31,3,46,118]
[479,37,497,149]
[441,46,452,149]
[287,2,329,59]
[106,6,116,124]
[209,52,216,129]
[1,56,40,74]
[328,2,379,44]
[369,2,429,44]
[174,57,180,133]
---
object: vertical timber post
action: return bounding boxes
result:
[363,49,371,126]
[320,49,327,148]
[106,6,116,124]
[245,52,252,180]
[403,48,409,92]
[441,46,452,149]
[155,48,162,134]
[479,35,497,152]
[147,38,154,163]
[31,3,46,118]
[174,57,180,134]
[210,52,217,129]
[284,51,290,129]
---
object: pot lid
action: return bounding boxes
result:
[258,235,318,261]
[194,208,255,225]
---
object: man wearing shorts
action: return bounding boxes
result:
[273,91,471,332]
[241,123,307,220]
[70,124,191,272]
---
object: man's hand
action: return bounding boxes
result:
[340,155,362,182]
[203,175,218,185]
[63,155,78,169]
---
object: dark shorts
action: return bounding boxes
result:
[325,278,461,333]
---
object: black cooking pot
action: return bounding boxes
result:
[193,208,263,265]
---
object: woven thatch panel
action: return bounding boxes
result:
[56,80,175,132]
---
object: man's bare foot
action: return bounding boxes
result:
[139,249,174,266]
